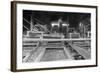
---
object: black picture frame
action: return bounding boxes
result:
[11,1,98,72]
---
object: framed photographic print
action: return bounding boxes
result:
[11,1,98,72]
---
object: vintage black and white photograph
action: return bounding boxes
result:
[22,10,91,62]
[11,1,97,71]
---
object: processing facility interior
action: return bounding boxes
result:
[22,10,91,62]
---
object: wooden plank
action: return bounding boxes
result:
[34,48,46,62]
[23,43,38,46]
[63,46,74,60]
[69,43,90,59]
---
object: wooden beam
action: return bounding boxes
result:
[23,38,91,42]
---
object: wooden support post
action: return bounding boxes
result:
[30,13,34,31]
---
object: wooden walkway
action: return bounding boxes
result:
[24,45,73,62]
[69,43,91,59]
